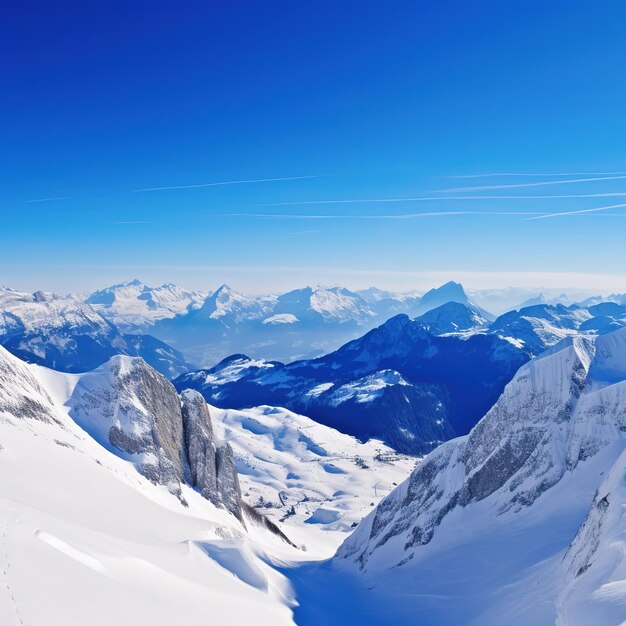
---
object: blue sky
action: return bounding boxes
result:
[3,1,626,294]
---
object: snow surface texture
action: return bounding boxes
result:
[321,327,626,625]
[211,404,416,554]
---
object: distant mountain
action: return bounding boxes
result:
[356,287,423,321]
[412,280,468,314]
[0,288,191,376]
[515,291,572,309]
[578,291,626,307]
[175,311,528,453]
[468,287,599,316]
[153,284,381,365]
[334,328,626,625]
[150,281,493,366]
[86,279,206,331]
[413,301,489,335]
[489,302,626,355]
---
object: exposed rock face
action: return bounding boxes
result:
[181,389,218,500]
[68,356,243,519]
[0,345,59,424]
[337,329,626,575]
[215,442,243,521]
[70,356,189,497]
[180,389,244,521]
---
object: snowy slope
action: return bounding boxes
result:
[0,346,297,626]
[0,346,418,624]
[318,328,626,625]
[210,404,416,555]
[413,301,489,334]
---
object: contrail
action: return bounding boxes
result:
[447,171,626,178]
[260,192,626,206]
[134,175,324,192]
[438,174,626,193]
[527,202,626,220]
[20,196,69,204]
[215,211,545,220]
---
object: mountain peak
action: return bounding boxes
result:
[414,301,488,334]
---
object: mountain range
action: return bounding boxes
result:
[86,280,489,365]
[322,328,626,625]
[0,287,191,377]
[5,279,626,457]
[3,275,626,623]
[175,310,529,453]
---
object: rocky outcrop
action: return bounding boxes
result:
[215,441,243,521]
[180,389,243,521]
[68,356,243,520]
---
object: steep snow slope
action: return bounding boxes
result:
[310,328,626,625]
[86,279,206,331]
[0,347,296,625]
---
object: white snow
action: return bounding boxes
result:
[328,370,409,406]
[0,347,296,626]
[263,314,299,325]
[202,357,275,385]
[211,404,417,556]
[86,279,206,330]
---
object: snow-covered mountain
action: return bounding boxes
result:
[86,279,206,331]
[153,284,382,365]
[0,343,417,624]
[489,302,626,355]
[175,312,528,453]
[413,300,489,334]
[578,291,626,307]
[325,328,626,625]
[468,287,596,316]
[0,346,296,625]
[91,280,492,366]
[0,288,191,377]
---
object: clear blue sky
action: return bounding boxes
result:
[3,1,626,294]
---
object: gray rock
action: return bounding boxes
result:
[216,441,244,522]
[69,357,244,520]
[181,389,218,502]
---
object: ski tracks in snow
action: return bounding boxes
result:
[0,508,24,625]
